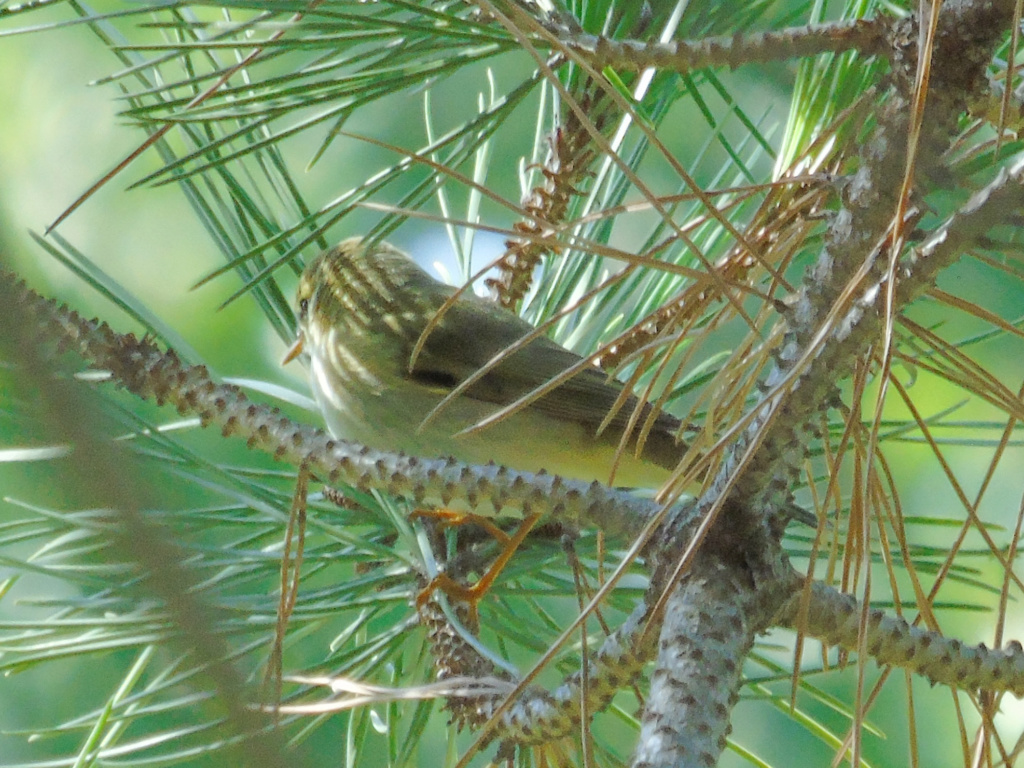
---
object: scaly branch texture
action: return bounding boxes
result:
[550,17,892,73]
[7,271,676,747]
[633,558,775,768]
[780,582,1024,697]
[7,260,1024,756]
[5,3,1024,766]
[9,276,674,541]
[482,4,619,308]
[418,587,657,743]
[487,90,612,308]
[631,2,1023,765]
[690,0,1016,533]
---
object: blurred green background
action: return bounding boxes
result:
[1,2,1023,766]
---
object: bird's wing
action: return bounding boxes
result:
[406,288,683,468]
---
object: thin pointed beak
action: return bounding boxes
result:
[282,334,304,365]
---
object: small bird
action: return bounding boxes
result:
[284,237,686,489]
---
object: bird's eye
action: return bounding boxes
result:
[299,298,309,317]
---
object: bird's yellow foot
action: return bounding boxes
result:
[410,510,540,623]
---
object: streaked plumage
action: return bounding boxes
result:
[289,237,685,488]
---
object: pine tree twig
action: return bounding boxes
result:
[701,0,1016,524]
[419,592,658,746]
[6,274,681,541]
[780,581,1024,697]
[638,4,1020,765]
[5,268,677,750]
[546,17,892,74]
[631,558,759,768]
